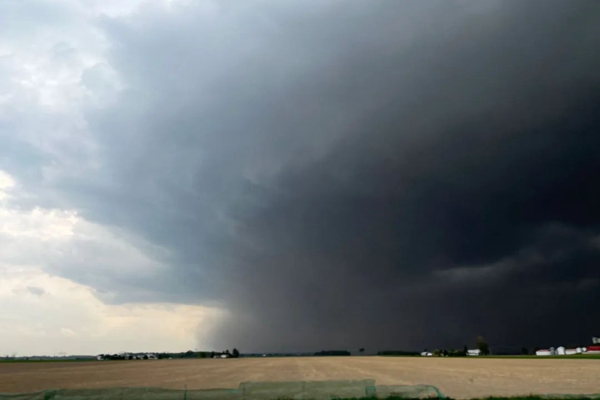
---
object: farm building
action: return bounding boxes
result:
[586,346,600,354]
[536,345,592,356]
[420,352,433,357]
[467,349,481,356]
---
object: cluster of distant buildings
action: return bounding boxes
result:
[535,347,585,356]
[419,338,600,357]
[536,337,600,356]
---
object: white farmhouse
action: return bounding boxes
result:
[467,349,481,356]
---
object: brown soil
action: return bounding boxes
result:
[1,357,599,399]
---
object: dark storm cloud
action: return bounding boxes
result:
[18,0,600,350]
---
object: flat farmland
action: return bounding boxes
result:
[1,357,600,399]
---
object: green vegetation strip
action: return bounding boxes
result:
[378,355,600,360]
[0,359,96,363]
[475,355,600,360]
[331,398,599,400]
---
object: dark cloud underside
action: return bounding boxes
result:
[22,0,600,351]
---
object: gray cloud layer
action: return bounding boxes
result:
[4,0,600,352]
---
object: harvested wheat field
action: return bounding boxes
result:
[1,357,599,399]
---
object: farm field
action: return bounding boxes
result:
[1,357,599,399]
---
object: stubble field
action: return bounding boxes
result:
[1,357,599,399]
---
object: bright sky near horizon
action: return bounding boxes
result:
[0,0,226,356]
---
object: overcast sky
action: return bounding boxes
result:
[1,0,600,356]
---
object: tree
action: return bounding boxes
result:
[315,350,351,356]
[359,348,365,354]
[232,348,240,358]
[476,336,490,355]
[521,347,528,355]
[463,345,468,354]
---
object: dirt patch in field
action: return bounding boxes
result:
[1,357,599,399]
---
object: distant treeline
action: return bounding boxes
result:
[157,351,212,359]
[378,350,421,356]
[0,356,94,362]
[378,349,473,357]
[100,351,213,360]
[314,350,351,356]
[244,353,314,357]
[210,349,240,358]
